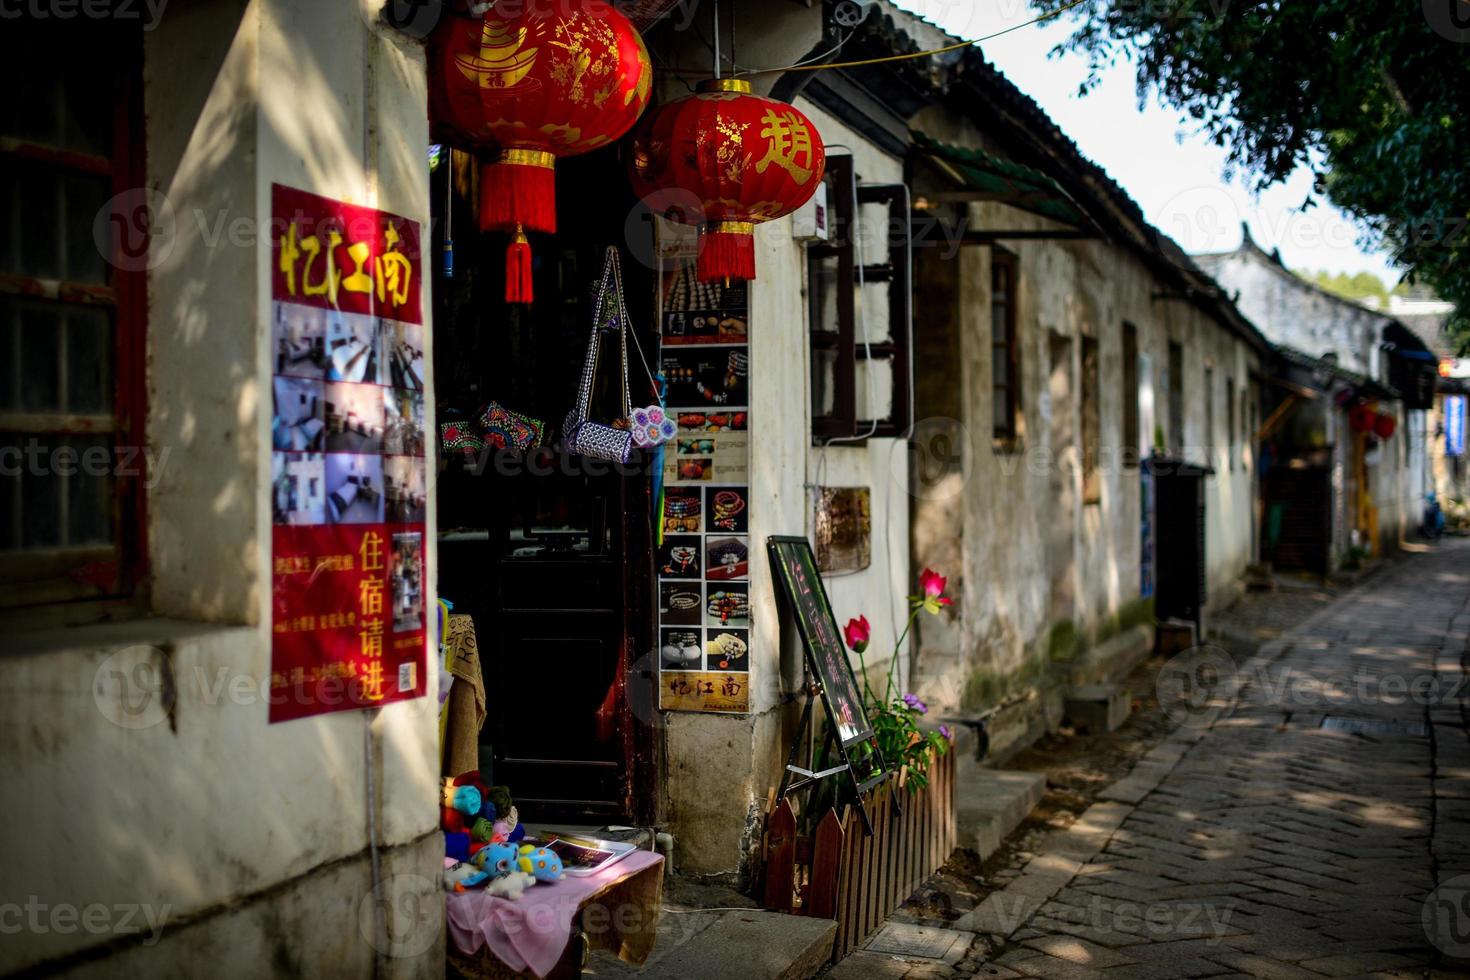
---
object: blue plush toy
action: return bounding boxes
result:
[517,845,564,882]
[472,842,519,878]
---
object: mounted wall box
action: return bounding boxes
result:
[791,182,829,242]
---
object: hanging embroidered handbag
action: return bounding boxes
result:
[479,401,545,451]
[564,249,639,463]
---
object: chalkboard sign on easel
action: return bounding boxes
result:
[768,536,896,836]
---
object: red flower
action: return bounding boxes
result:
[843,615,871,654]
[915,568,952,614]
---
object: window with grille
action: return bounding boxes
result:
[808,155,912,441]
[0,25,145,611]
[1204,366,1215,468]
[1081,335,1100,503]
[991,252,1020,444]
[1226,376,1236,470]
[1122,322,1139,468]
[1167,341,1184,456]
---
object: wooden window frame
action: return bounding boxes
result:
[0,28,147,613]
[991,251,1020,446]
[808,155,912,442]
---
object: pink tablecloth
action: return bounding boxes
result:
[446,850,664,978]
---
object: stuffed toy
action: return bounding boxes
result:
[517,845,564,882]
[485,871,534,900]
[443,860,490,893]
[450,785,482,817]
[470,817,498,843]
[445,831,472,863]
[472,842,519,878]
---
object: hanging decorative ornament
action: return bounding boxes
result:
[1372,412,1397,439]
[429,0,653,303]
[628,78,826,284]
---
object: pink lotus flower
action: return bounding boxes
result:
[913,568,953,614]
[843,615,871,654]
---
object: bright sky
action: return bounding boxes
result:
[892,0,1400,283]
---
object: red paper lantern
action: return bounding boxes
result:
[629,78,826,284]
[1348,403,1375,433]
[1373,412,1397,439]
[430,1,652,302]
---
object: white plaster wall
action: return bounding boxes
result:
[0,2,441,973]
[901,185,1260,713]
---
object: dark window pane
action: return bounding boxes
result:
[2,161,62,279]
[19,437,62,549]
[0,439,15,549]
[64,173,111,283]
[66,306,112,414]
[66,435,113,546]
[61,69,112,157]
[19,304,62,413]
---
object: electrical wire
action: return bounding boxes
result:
[669,0,1088,78]
[733,29,855,77]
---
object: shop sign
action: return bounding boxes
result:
[656,268,750,713]
[267,185,428,722]
[1449,396,1466,457]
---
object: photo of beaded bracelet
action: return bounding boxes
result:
[709,487,747,532]
[706,629,749,671]
[660,629,703,668]
[706,587,750,626]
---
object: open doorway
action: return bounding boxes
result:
[432,146,660,825]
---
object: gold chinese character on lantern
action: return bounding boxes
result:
[755,108,814,183]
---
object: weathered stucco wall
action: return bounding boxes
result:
[904,112,1260,719]
[0,2,442,974]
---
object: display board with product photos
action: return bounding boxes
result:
[267,185,429,723]
[656,266,751,713]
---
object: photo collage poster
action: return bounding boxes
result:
[268,185,428,722]
[657,267,751,713]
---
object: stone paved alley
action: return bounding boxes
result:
[836,541,1470,979]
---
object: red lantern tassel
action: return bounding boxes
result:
[506,226,533,304]
[697,221,756,283]
[479,150,557,234]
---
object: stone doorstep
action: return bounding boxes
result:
[628,909,837,980]
[956,761,1048,860]
[1064,684,1131,735]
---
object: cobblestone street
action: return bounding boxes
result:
[973,541,1470,978]
[839,541,1470,979]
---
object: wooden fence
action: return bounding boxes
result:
[760,749,957,961]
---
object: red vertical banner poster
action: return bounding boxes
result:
[268,184,428,723]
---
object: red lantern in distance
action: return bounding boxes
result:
[629,78,826,284]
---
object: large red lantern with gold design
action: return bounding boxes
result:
[629,78,826,284]
[430,1,652,302]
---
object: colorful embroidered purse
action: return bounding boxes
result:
[479,401,545,451]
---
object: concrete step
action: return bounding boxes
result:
[954,760,1047,860]
[631,909,836,980]
[1069,623,1154,688]
[1064,683,1130,734]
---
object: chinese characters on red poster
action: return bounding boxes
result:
[268,185,428,722]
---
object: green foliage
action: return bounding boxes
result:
[1035,0,1470,348]
[1300,269,1397,306]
